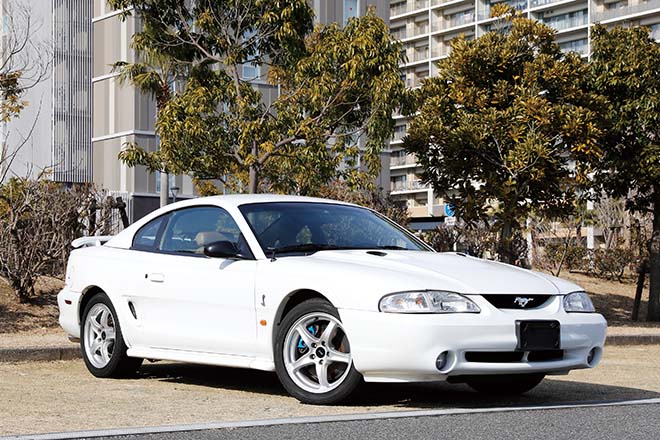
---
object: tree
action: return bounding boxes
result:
[590,25,660,321]
[109,0,405,194]
[403,7,602,264]
[113,50,185,206]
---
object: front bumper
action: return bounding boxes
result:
[57,286,83,339]
[339,297,607,383]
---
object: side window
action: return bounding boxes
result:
[132,216,165,250]
[159,206,244,255]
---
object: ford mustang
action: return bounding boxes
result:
[58,195,607,404]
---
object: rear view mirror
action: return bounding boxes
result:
[203,241,247,259]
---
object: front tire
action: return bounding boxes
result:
[466,373,545,395]
[274,298,362,404]
[81,292,142,378]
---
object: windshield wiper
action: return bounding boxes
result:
[372,245,410,250]
[267,243,356,260]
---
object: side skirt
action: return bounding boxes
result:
[127,347,275,372]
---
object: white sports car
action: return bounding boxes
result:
[58,195,607,404]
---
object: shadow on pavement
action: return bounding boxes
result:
[138,362,660,409]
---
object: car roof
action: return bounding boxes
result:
[103,194,358,250]
[199,194,356,209]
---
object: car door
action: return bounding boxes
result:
[128,206,258,356]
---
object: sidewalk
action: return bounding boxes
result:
[1,325,660,363]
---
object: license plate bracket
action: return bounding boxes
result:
[516,320,560,351]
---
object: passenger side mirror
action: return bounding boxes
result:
[203,240,247,259]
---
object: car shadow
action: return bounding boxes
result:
[137,362,660,409]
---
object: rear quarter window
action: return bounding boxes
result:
[132,216,165,250]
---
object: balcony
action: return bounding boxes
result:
[432,45,450,58]
[413,22,430,36]
[391,0,430,17]
[408,205,431,217]
[413,47,430,61]
[391,154,418,167]
[391,180,429,192]
[542,10,588,31]
[479,0,527,20]
[593,0,660,22]
[559,38,588,56]
[392,127,407,142]
[530,0,569,7]
[446,11,476,28]
[392,27,407,40]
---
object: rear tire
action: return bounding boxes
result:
[274,298,362,405]
[80,292,142,378]
[466,373,545,395]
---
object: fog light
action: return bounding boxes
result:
[436,351,449,371]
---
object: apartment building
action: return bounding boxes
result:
[387,0,660,229]
[1,0,92,183]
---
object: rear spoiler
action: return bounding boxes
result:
[71,236,114,249]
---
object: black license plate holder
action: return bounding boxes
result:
[516,320,560,351]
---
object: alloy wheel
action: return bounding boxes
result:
[283,312,352,394]
[84,303,116,369]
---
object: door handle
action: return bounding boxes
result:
[147,273,165,283]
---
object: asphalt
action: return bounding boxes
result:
[8,400,659,440]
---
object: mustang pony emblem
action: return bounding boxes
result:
[514,297,534,308]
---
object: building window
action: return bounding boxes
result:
[343,0,358,26]
[242,62,259,79]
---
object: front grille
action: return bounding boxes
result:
[482,294,553,310]
[465,350,564,363]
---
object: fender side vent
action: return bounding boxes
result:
[128,301,138,319]
[366,251,387,257]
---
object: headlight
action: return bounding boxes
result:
[379,291,481,314]
[563,291,595,313]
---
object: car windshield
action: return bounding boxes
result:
[239,202,430,255]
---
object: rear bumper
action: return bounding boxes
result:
[339,302,607,383]
[57,286,82,339]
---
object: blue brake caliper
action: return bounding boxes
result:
[297,325,316,349]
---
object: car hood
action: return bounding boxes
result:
[307,250,581,295]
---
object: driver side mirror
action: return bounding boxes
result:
[203,240,248,260]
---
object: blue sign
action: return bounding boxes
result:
[444,203,455,217]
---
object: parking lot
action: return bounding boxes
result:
[1,345,659,437]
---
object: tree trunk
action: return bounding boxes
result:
[248,166,259,194]
[647,187,660,321]
[159,171,169,207]
[248,142,259,194]
[499,218,515,265]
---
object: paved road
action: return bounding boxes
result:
[63,401,660,440]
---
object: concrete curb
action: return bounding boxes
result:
[605,334,660,346]
[0,346,80,363]
[1,334,660,363]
